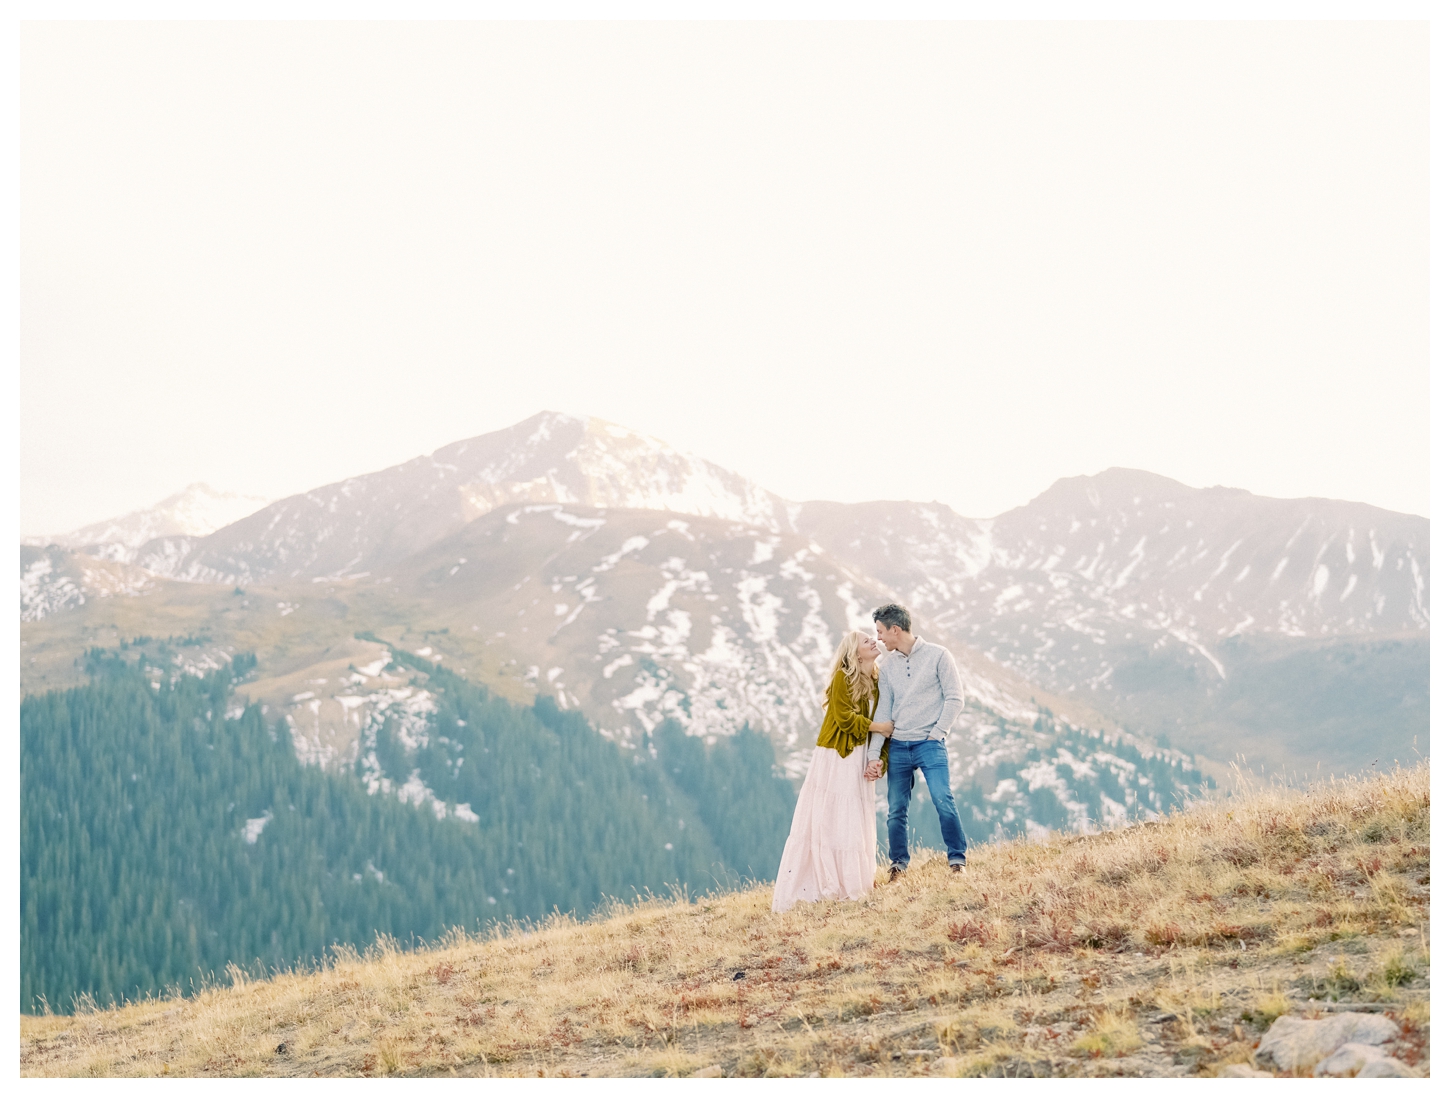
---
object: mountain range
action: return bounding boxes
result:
[24,483,271,560]
[21,411,1428,802]
[798,471,1429,771]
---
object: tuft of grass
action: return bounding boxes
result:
[1200,1041,1258,1077]
[376,1038,405,1075]
[1322,957,1361,997]
[952,1041,1020,1077]
[1070,1009,1143,1059]
[1399,999,1429,1028]
[1241,987,1291,1029]
[1381,947,1417,988]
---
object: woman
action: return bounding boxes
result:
[771,629,894,913]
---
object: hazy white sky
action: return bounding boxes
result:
[20,20,1429,535]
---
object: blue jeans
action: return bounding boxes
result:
[886,738,967,868]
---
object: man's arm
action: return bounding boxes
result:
[931,648,965,737]
[864,668,893,780]
[877,664,895,726]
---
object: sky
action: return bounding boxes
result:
[19,19,1430,536]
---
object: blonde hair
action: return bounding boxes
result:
[821,629,879,709]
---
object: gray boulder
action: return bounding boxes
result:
[1356,1056,1418,1079]
[1254,1013,1399,1072]
[1315,1043,1398,1077]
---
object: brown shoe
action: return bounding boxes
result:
[949,864,964,874]
[887,865,905,883]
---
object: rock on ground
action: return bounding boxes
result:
[1254,1013,1399,1073]
[1353,1055,1418,1079]
[1314,1043,1403,1078]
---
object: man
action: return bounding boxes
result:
[866,603,968,879]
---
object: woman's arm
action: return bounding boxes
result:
[825,671,873,742]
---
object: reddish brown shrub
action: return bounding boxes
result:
[946,920,992,947]
[1145,922,1182,947]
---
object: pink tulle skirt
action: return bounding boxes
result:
[771,745,878,913]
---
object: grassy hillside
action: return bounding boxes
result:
[20,765,1428,1078]
[18,572,536,706]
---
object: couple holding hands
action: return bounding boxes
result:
[772,603,970,913]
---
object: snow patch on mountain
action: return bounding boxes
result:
[242,811,273,844]
[343,684,481,823]
[19,546,168,623]
[20,553,84,622]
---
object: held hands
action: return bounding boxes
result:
[864,719,892,781]
[865,721,891,781]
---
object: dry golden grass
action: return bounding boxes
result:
[20,763,1429,1078]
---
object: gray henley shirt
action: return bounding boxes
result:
[877,636,965,742]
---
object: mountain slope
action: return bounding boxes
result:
[146,413,794,585]
[796,470,1429,771]
[20,545,158,623]
[19,503,1207,844]
[311,502,1209,831]
[799,469,1428,657]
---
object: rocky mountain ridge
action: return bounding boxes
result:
[802,468,1427,664]
[796,472,1428,768]
[20,411,1427,780]
[114,414,794,585]
[26,483,270,561]
[33,415,1427,657]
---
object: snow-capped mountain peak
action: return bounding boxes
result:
[138,412,794,584]
[35,483,271,562]
[440,412,791,530]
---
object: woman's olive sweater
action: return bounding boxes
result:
[816,668,889,766]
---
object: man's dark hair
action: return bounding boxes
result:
[872,603,911,632]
